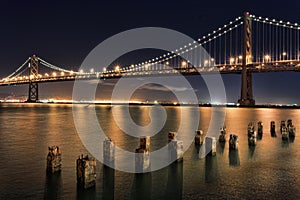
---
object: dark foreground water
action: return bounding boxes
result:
[1,103,300,199]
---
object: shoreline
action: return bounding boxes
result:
[1,101,299,109]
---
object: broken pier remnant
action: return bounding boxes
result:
[46,146,62,173]
[76,155,96,189]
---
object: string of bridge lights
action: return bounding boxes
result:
[250,14,300,62]
[6,57,30,79]
[38,57,80,75]
[250,15,300,30]
[142,22,244,70]
[4,16,244,79]
[111,16,244,73]
[116,15,300,73]
[4,14,300,81]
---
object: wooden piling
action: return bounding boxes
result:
[46,146,62,173]
[76,155,96,189]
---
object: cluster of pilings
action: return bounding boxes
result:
[46,146,97,189]
[279,119,296,141]
[195,118,296,160]
[46,119,296,190]
[45,131,186,190]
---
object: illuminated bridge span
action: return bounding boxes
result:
[1,12,300,105]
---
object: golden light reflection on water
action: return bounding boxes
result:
[1,104,300,199]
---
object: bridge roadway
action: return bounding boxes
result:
[0,60,299,86]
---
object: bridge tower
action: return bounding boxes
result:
[238,12,255,106]
[26,55,39,102]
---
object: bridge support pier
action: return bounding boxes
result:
[26,55,39,102]
[27,82,39,102]
[238,68,255,106]
[238,12,255,106]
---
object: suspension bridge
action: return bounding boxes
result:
[1,12,300,105]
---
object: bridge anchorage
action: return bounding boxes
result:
[26,55,39,102]
[238,12,255,106]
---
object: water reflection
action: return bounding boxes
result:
[217,142,225,155]
[132,173,152,199]
[3,104,300,199]
[289,136,295,143]
[257,134,263,140]
[229,150,240,166]
[165,162,183,199]
[205,156,218,183]
[103,165,115,200]
[271,132,277,138]
[248,145,256,159]
[281,140,289,148]
[44,172,62,200]
[76,185,96,200]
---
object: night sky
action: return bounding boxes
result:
[1,0,300,104]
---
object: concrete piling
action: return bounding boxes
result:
[270,121,276,137]
[257,121,263,138]
[281,126,289,141]
[229,134,238,150]
[139,136,150,151]
[135,136,150,172]
[219,127,226,143]
[103,138,115,167]
[195,130,205,145]
[76,155,96,189]
[248,122,257,146]
[280,120,286,134]
[205,137,217,156]
[46,146,62,173]
[168,132,176,143]
[287,119,296,137]
[168,132,183,162]
[287,119,293,128]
